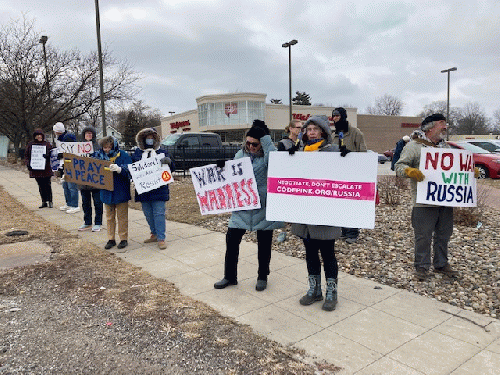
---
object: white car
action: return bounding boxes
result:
[463,139,500,153]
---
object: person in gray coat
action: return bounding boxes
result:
[214,120,284,292]
[290,115,342,311]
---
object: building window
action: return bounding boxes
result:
[198,100,265,128]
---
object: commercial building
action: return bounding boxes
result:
[160,92,422,153]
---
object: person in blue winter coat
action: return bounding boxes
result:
[95,136,132,251]
[132,128,175,250]
[214,120,284,292]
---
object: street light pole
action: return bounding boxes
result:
[169,111,175,116]
[282,39,298,122]
[39,35,50,101]
[441,67,457,140]
[95,0,107,137]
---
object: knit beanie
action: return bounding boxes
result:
[53,122,65,133]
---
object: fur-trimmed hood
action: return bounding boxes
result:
[80,126,97,142]
[136,128,161,151]
[302,115,333,144]
[32,128,46,142]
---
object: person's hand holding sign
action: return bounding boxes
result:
[405,167,425,182]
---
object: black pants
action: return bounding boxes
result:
[224,228,273,282]
[81,189,103,226]
[35,177,52,203]
[303,237,338,279]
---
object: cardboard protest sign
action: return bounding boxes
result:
[30,145,47,170]
[416,148,476,207]
[56,141,93,156]
[129,156,173,194]
[266,151,378,229]
[190,157,260,215]
[63,153,113,191]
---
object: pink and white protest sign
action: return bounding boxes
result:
[190,157,261,215]
[266,151,378,228]
[416,148,476,207]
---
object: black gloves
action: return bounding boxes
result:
[288,143,300,155]
[42,154,47,159]
[340,145,351,157]
[27,165,33,171]
[216,159,226,169]
[55,167,64,178]
[57,153,63,160]
[160,156,172,166]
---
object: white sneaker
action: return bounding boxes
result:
[92,225,101,232]
[59,205,69,211]
[78,224,92,231]
[66,207,81,214]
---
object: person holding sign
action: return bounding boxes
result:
[53,122,80,214]
[331,107,367,244]
[395,114,459,280]
[77,126,103,232]
[214,120,283,292]
[132,128,175,250]
[95,136,132,251]
[277,119,302,151]
[289,116,341,311]
[24,129,54,208]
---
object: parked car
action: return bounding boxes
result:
[160,132,241,171]
[368,150,390,164]
[447,141,500,179]
[462,139,500,153]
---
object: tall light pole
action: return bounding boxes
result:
[169,111,175,116]
[95,0,107,136]
[39,35,50,101]
[441,66,457,140]
[282,39,298,122]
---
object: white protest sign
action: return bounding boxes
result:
[190,157,261,215]
[55,141,93,156]
[416,148,476,207]
[30,145,47,170]
[266,151,378,229]
[129,156,173,194]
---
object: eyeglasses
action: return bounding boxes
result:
[246,141,260,147]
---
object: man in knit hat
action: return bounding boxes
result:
[331,107,367,244]
[53,122,80,214]
[395,113,458,280]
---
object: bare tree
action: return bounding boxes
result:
[454,102,489,135]
[417,100,460,133]
[0,16,139,155]
[366,94,404,115]
[492,109,500,134]
[270,98,282,104]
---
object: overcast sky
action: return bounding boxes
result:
[2,0,499,119]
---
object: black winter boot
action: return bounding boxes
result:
[39,202,48,208]
[300,275,323,305]
[322,278,338,311]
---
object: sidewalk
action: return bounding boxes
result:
[1,164,499,375]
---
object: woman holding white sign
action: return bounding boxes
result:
[290,116,342,311]
[214,120,283,292]
[25,129,54,208]
[132,128,174,250]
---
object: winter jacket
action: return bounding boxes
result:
[227,134,284,231]
[78,126,100,191]
[391,138,407,171]
[277,138,296,151]
[56,131,77,143]
[132,128,175,202]
[95,136,132,205]
[25,129,54,178]
[291,116,342,240]
[331,124,367,152]
[394,138,450,207]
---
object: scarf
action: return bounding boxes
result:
[304,139,324,152]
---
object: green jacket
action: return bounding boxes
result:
[331,125,367,152]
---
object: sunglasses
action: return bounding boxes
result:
[246,141,260,147]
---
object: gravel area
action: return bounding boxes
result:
[193,177,500,320]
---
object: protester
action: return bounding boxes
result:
[214,120,283,292]
[331,107,367,244]
[289,115,341,311]
[77,126,103,232]
[395,113,459,280]
[25,129,54,209]
[277,119,302,151]
[132,128,175,250]
[95,136,132,251]
[53,122,80,214]
[391,135,411,171]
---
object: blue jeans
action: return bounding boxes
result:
[81,189,103,225]
[63,181,79,208]
[141,201,166,241]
